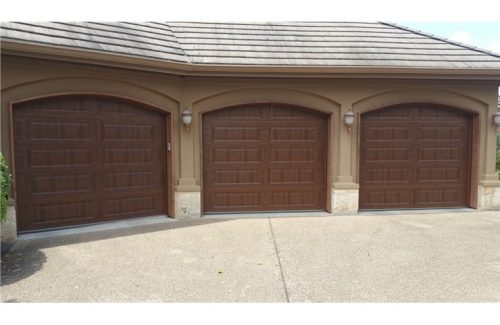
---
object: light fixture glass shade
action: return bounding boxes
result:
[344,111,355,127]
[493,111,500,128]
[181,110,193,128]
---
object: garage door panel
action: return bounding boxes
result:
[211,126,263,142]
[203,104,326,213]
[211,191,262,210]
[208,169,263,186]
[13,95,167,232]
[363,126,411,142]
[417,147,464,162]
[101,123,158,141]
[360,104,470,210]
[361,188,412,209]
[18,200,98,229]
[416,167,464,183]
[415,188,464,206]
[270,126,319,142]
[102,194,163,218]
[269,189,322,208]
[363,147,411,162]
[270,147,318,163]
[27,147,95,169]
[269,168,318,184]
[211,147,264,164]
[363,167,412,184]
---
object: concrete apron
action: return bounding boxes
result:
[1,210,499,302]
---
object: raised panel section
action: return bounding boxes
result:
[102,124,154,141]
[417,126,462,141]
[212,126,261,142]
[271,148,316,163]
[103,148,155,165]
[29,121,92,140]
[213,192,261,209]
[418,147,462,162]
[364,168,411,183]
[29,149,92,167]
[415,189,461,205]
[362,189,411,208]
[364,126,410,141]
[31,174,95,195]
[213,148,262,163]
[103,171,156,190]
[212,169,261,185]
[269,169,316,184]
[32,200,96,224]
[103,195,158,216]
[270,191,318,207]
[364,147,410,162]
[271,127,317,141]
[417,167,461,182]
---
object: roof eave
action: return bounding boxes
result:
[2,40,500,80]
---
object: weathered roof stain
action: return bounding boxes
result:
[2,21,500,69]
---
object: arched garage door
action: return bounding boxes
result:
[13,95,168,232]
[359,103,472,210]
[203,104,327,213]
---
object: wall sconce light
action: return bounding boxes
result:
[493,110,500,130]
[181,109,193,132]
[344,111,355,133]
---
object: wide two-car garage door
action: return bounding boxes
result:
[203,104,327,213]
[359,104,471,209]
[13,95,167,232]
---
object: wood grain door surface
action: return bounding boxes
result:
[13,95,167,232]
[203,104,327,213]
[359,104,471,209]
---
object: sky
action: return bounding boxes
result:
[398,22,500,55]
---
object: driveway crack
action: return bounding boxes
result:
[268,217,290,303]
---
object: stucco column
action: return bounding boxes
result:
[331,104,359,213]
[175,101,201,218]
[480,99,500,184]
[478,96,500,210]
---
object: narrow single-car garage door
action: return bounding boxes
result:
[359,104,471,209]
[203,104,327,213]
[13,95,167,232]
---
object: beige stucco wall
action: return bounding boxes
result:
[1,54,499,239]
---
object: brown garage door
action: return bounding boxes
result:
[359,104,471,209]
[203,104,327,213]
[13,95,167,232]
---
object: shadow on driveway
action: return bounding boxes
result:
[1,249,47,287]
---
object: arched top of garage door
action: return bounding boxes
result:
[193,88,340,114]
[352,89,487,115]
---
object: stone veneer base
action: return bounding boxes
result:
[478,185,500,210]
[331,189,359,214]
[175,191,202,218]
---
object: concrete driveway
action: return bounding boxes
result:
[1,210,500,302]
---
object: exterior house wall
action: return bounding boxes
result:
[2,55,499,241]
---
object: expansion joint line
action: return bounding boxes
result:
[268,217,290,303]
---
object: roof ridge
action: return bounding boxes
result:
[380,21,500,59]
